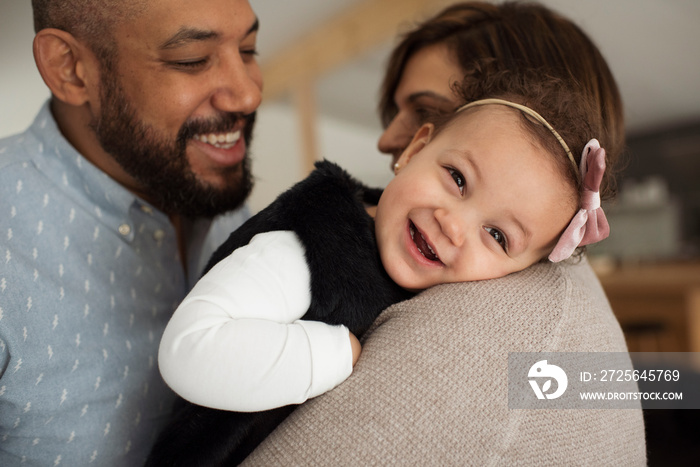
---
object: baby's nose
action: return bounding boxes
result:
[434,208,465,247]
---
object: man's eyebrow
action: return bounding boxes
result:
[159,18,259,50]
[248,18,260,35]
[159,28,219,50]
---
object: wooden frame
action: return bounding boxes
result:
[260,0,450,172]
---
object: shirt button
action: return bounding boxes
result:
[119,224,132,236]
[153,229,166,241]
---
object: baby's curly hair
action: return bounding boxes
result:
[433,67,619,207]
[428,67,620,261]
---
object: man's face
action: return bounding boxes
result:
[91,0,262,217]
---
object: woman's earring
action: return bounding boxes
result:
[394,162,400,173]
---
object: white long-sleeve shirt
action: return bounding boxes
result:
[158,230,354,412]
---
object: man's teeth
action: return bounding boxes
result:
[409,224,439,261]
[193,130,241,148]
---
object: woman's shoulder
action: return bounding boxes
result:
[368,257,626,353]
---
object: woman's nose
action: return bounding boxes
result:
[377,115,413,164]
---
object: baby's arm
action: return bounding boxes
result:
[158,231,355,412]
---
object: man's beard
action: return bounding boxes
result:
[90,71,255,218]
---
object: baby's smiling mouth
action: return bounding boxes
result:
[409,221,440,262]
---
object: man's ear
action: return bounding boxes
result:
[33,28,97,106]
[394,123,434,172]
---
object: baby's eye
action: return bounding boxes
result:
[485,227,507,251]
[447,168,465,195]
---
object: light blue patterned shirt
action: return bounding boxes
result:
[0,102,249,466]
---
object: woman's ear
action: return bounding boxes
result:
[394,123,434,173]
[33,28,96,106]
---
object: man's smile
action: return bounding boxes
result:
[193,130,241,149]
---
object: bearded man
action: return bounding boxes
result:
[0,1,262,464]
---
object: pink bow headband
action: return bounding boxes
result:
[457,100,610,262]
[548,138,610,262]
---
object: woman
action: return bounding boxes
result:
[243,3,646,465]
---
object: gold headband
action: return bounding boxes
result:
[456,98,577,171]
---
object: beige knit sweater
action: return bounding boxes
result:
[243,258,647,466]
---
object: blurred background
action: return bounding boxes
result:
[2,1,700,464]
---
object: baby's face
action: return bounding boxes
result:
[375,106,577,291]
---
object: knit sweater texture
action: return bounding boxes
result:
[244,258,647,465]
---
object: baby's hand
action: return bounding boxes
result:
[349,332,362,367]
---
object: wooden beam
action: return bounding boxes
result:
[293,80,319,174]
[260,0,451,101]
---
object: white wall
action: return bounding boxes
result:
[0,1,50,138]
[250,102,391,214]
[0,2,393,215]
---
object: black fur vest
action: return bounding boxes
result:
[146,160,412,466]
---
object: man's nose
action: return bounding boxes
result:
[434,207,466,248]
[211,55,262,116]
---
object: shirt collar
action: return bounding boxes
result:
[23,101,252,281]
[28,101,172,237]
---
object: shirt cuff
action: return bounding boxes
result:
[297,320,354,399]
